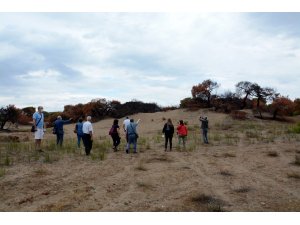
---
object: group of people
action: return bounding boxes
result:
[32,106,209,155]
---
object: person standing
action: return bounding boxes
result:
[162,118,174,151]
[53,116,72,147]
[82,116,93,155]
[199,116,209,144]
[32,106,45,152]
[177,120,188,148]
[109,119,121,151]
[123,116,130,143]
[75,118,84,148]
[126,118,140,154]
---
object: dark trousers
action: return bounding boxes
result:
[112,135,121,148]
[165,135,173,150]
[202,129,208,143]
[56,133,64,146]
[83,134,93,155]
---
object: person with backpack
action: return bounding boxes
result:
[53,116,72,147]
[74,118,84,148]
[177,120,188,148]
[32,106,45,152]
[109,119,121,151]
[162,118,174,151]
[199,116,209,144]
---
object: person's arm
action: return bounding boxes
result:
[162,124,166,133]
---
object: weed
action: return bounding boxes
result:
[4,154,11,166]
[191,194,225,212]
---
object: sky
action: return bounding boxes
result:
[1,12,300,111]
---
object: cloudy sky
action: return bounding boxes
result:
[0,13,300,111]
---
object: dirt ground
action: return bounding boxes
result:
[0,109,300,211]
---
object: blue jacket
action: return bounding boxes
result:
[54,119,72,135]
[76,122,84,136]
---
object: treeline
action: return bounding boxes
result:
[0,99,161,129]
[180,79,300,119]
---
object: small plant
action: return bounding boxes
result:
[191,194,224,212]
[136,181,153,190]
[267,151,279,157]
[34,168,49,176]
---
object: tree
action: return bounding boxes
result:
[235,81,254,109]
[191,79,220,107]
[270,96,295,119]
[294,98,300,115]
[0,105,20,129]
[250,83,278,118]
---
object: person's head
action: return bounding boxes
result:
[78,118,83,123]
[37,106,43,113]
[113,119,119,125]
[126,116,129,119]
[130,119,134,123]
[179,120,184,125]
[87,116,92,121]
[57,116,62,120]
[167,118,173,125]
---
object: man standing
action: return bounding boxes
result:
[82,116,93,155]
[125,118,140,154]
[199,116,209,144]
[32,106,45,152]
[54,116,72,147]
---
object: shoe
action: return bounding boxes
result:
[126,150,129,154]
[37,149,44,153]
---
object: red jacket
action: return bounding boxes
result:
[177,124,188,136]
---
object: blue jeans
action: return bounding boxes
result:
[126,134,137,153]
[77,134,83,147]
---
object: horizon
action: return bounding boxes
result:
[1,13,300,111]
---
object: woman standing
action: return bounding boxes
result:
[75,118,84,148]
[177,120,188,149]
[162,118,174,151]
[109,119,121,151]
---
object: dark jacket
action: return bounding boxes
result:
[162,123,174,136]
[200,119,209,129]
[54,119,72,135]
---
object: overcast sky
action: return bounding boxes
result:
[1,13,300,111]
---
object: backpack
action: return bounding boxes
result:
[109,126,117,135]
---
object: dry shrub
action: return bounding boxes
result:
[230,111,248,120]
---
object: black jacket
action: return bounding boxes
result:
[162,123,174,136]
